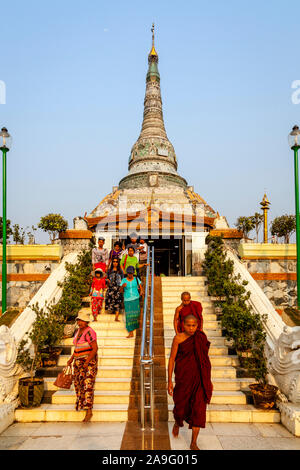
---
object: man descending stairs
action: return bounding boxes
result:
[161,276,281,424]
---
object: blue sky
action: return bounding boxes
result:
[1,0,299,243]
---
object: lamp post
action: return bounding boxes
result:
[288,125,300,309]
[0,127,12,315]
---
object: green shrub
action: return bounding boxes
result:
[52,248,93,321]
[203,235,268,384]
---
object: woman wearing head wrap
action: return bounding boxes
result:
[67,310,98,422]
[120,265,143,338]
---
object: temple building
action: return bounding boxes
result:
[84,25,240,275]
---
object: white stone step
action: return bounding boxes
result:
[163,306,215,314]
[44,377,132,392]
[62,337,136,346]
[59,354,238,368]
[88,315,124,321]
[162,290,209,296]
[164,320,220,329]
[162,296,211,303]
[87,321,128,329]
[166,367,237,380]
[204,367,237,379]
[95,366,132,378]
[44,377,253,393]
[163,313,217,321]
[166,367,237,379]
[165,336,226,347]
[66,345,136,356]
[168,404,280,423]
[161,277,206,284]
[164,355,239,367]
[164,345,228,356]
[85,328,129,337]
[90,337,136,346]
[164,329,222,339]
[211,378,255,392]
[15,403,280,424]
[162,300,213,308]
[15,404,129,422]
[167,391,246,405]
[58,355,134,367]
[51,390,247,406]
[52,390,130,405]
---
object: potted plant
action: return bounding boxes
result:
[16,334,44,408]
[248,347,278,409]
[29,303,64,367]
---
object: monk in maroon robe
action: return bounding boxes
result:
[174,292,203,334]
[168,315,213,450]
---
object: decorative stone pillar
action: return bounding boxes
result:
[278,402,300,436]
[59,230,93,255]
[58,216,94,255]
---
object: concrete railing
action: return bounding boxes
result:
[0,252,78,433]
[226,249,286,350]
[225,246,300,436]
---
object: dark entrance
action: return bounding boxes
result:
[148,237,184,276]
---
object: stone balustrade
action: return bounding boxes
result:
[0,252,78,434]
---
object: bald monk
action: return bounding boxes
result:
[168,315,213,450]
[174,292,203,334]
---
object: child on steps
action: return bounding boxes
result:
[90,268,106,320]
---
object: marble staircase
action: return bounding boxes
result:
[14,275,281,425]
[161,277,281,424]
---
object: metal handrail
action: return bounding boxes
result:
[140,245,155,430]
[140,246,150,361]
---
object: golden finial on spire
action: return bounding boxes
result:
[149,22,158,58]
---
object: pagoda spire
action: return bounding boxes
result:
[118,25,188,190]
[140,23,167,139]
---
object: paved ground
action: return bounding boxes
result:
[0,422,126,450]
[0,421,300,450]
[168,422,300,450]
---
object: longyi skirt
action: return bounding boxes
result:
[124,298,141,332]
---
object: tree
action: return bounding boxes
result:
[251,212,264,242]
[271,215,296,243]
[235,216,255,239]
[38,213,68,244]
[27,225,37,244]
[12,224,26,244]
[0,217,12,243]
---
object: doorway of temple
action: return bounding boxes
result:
[148,236,184,276]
